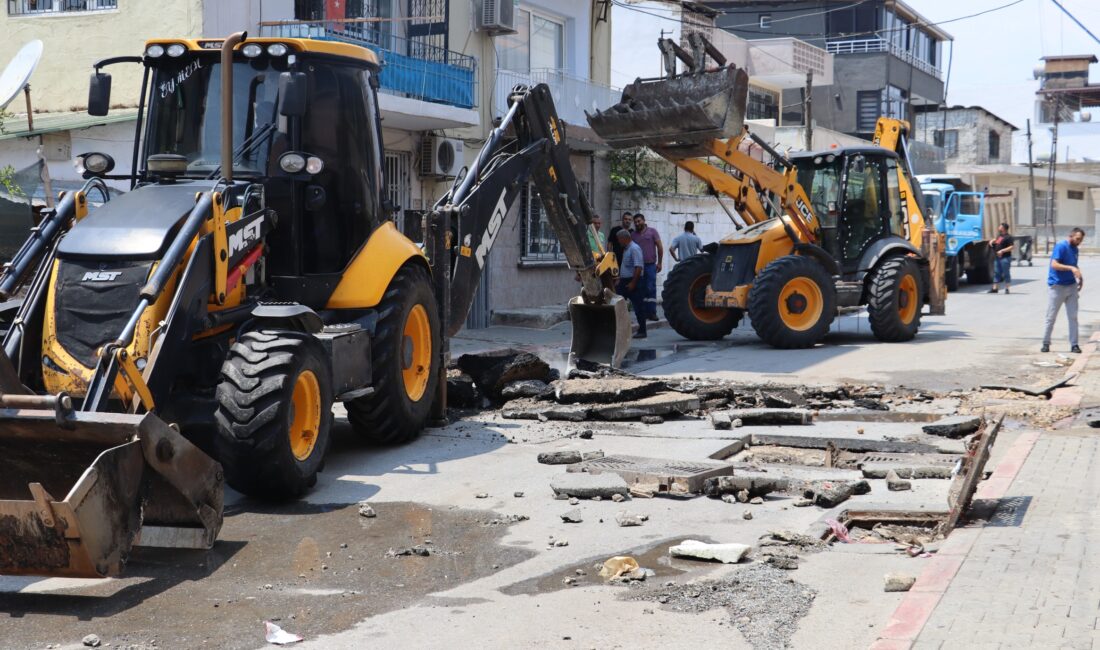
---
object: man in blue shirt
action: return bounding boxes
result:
[615,229,647,338]
[1041,228,1086,353]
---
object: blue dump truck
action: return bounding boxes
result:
[918,176,1020,291]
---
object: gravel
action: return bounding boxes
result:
[625,563,816,649]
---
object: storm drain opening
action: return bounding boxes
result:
[823,509,949,547]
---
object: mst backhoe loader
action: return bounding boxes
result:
[588,33,946,349]
[0,33,624,578]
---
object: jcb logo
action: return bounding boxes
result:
[82,271,121,282]
[795,198,815,225]
[229,215,265,256]
[475,190,508,269]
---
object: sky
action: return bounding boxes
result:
[610,0,1100,162]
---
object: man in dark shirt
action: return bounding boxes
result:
[988,222,1015,294]
[609,211,632,265]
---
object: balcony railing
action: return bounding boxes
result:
[7,0,115,15]
[495,68,620,128]
[260,20,477,109]
[826,38,941,80]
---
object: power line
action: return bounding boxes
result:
[1048,0,1100,45]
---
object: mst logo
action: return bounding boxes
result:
[474,190,509,269]
[82,271,121,282]
[229,215,265,257]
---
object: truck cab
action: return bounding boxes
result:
[919,179,995,290]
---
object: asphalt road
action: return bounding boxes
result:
[0,256,1094,649]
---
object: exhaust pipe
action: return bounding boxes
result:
[221,31,247,183]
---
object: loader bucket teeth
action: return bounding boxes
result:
[568,294,632,368]
[0,410,223,578]
[587,66,750,149]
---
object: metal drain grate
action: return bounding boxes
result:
[858,453,959,466]
[568,454,734,493]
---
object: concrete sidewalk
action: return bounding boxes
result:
[874,334,1100,650]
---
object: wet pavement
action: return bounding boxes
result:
[0,502,533,649]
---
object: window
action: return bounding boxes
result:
[498,8,564,73]
[934,130,958,158]
[294,0,323,20]
[826,5,878,34]
[345,0,395,48]
[885,159,905,238]
[759,14,771,28]
[881,85,906,120]
[841,154,887,261]
[1068,189,1085,200]
[8,0,115,14]
[856,91,881,132]
[746,87,778,121]
[520,180,591,262]
[988,131,1000,160]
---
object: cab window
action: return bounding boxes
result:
[885,158,905,238]
[841,154,886,261]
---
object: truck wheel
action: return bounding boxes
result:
[966,244,994,284]
[346,264,440,445]
[747,255,836,349]
[662,253,741,340]
[867,257,923,342]
[945,256,960,292]
[214,330,333,499]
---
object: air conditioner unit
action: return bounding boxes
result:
[479,0,517,35]
[419,136,464,178]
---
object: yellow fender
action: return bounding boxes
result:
[326,222,430,309]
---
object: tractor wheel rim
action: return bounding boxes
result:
[898,274,918,324]
[778,277,823,331]
[401,304,432,401]
[289,369,321,461]
[688,274,727,324]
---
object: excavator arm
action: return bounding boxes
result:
[429,83,630,366]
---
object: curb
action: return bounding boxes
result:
[870,337,1099,650]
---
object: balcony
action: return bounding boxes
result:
[260,20,479,129]
[826,38,942,80]
[494,69,620,131]
[704,32,833,89]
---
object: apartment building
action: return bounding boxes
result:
[705,0,951,138]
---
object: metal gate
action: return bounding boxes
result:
[407,0,448,61]
[384,150,413,235]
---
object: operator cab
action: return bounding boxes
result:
[791,147,909,275]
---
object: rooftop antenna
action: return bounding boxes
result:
[0,40,51,206]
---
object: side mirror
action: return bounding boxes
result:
[278,71,307,117]
[88,72,112,116]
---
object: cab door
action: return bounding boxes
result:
[838,154,888,271]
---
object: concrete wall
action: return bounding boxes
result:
[811,53,945,136]
[713,1,830,48]
[203,0,294,36]
[914,109,1015,166]
[0,120,136,195]
[0,2,203,113]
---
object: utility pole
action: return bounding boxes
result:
[804,70,813,150]
[1026,118,1036,236]
[1045,97,1060,253]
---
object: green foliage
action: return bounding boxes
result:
[608,148,678,194]
[0,110,23,197]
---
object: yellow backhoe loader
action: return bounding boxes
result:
[0,33,625,578]
[588,33,946,348]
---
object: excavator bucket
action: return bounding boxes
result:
[568,294,632,368]
[0,409,223,578]
[587,66,750,149]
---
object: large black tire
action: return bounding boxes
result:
[747,255,836,349]
[945,255,960,292]
[966,243,994,284]
[662,253,742,340]
[346,264,440,445]
[867,257,923,342]
[214,330,334,499]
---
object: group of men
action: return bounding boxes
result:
[602,211,702,338]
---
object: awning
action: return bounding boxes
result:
[0,110,138,141]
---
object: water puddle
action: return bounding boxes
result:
[500,536,721,596]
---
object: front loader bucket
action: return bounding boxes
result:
[0,410,223,578]
[569,294,632,368]
[587,66,750,149]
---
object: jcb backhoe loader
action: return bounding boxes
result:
[0,33,625,578]
[588,33,946,349]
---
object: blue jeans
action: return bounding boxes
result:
[642,263,658,318]
[616,278,646,334]
[993,255,1012,284]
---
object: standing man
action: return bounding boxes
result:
[631,213,663,321]
[1041,228,1085,353]
[988,222,1014,294]
[669,221,703,264]
[615,230,647,339]
[609,211,632,265]
[587,214,606,258]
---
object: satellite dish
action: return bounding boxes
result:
[0,40,43,111]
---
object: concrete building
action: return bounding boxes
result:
[705,0,951,138]
[1033,55,1100,163]
[914,106,1017,166]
